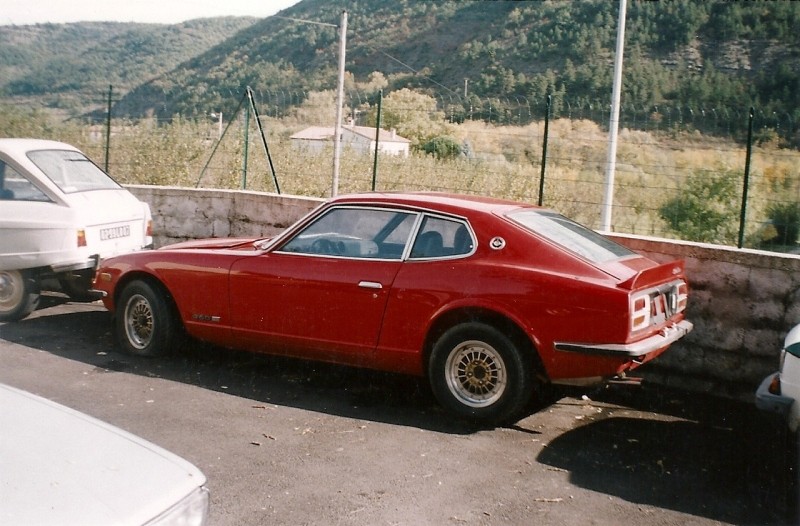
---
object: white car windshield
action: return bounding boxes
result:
[27,149,121,194]
[507,209,636,263]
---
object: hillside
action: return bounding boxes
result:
[2,0,799,126]
[0,17,258,113]
[114,0,800,125]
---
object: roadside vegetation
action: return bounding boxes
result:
[3,100,798,251]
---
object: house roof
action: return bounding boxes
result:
[290,125,410,144]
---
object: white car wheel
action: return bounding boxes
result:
[0,270,40,322]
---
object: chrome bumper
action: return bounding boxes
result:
[554,320,693,358]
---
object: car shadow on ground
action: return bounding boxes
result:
[539,385,797,525]
[0,305,476,434]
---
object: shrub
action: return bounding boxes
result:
[420,136,462,159]
[658,168,740,244]
[763,202,800,247]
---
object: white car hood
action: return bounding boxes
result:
[0,384,206,526]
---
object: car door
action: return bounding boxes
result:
[228,206,418,363]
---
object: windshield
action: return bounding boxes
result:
[507,209,636,263]
[27,150,121,194]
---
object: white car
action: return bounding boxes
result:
[0,139,152,321]
[756,323,800,430]
[0,383,209,525]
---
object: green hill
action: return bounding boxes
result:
[2,1,799,127]
[0,17,257,113]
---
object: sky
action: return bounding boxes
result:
[1,0,302,26]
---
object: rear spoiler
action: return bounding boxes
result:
[618,260,685,291]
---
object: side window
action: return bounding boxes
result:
[279,207,416,259]
[0,161,50,202]
[410,216,474,259]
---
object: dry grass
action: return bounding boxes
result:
[16,111,800,246]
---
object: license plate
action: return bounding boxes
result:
[100,225,131,240]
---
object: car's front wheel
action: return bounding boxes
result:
[0,270,40,322]
[429,322,534,425]
[115,280,179,357]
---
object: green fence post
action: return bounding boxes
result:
[372,90,382,192]
[538,95,551,206]
[738,107,754,248]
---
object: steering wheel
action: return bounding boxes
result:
[311,238,334,254]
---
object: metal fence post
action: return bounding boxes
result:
[538,95,551,206]
[372,90,382,191]
[738,106,755,248]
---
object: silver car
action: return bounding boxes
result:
[756,323,800,430]
[0,139,152,321]
[0,383,209,525]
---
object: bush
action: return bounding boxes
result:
[420,136,462,159]
[762,202,800,247]
[658,168,740,244]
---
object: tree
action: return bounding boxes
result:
[365,88,446,145]
[659,168,740,244]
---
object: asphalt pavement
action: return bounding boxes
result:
[0,295,795,525]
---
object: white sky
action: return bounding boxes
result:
[1,0,302,26]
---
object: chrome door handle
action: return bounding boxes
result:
[358,281,382,289]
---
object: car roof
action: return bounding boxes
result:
[0,138,80,158]
[329,191,537,217]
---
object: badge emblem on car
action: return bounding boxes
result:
[490,237,506,250]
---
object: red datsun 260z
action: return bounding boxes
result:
[93,192,692,424]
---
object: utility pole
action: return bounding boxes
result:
[600,0,627,232]
[331,10,347,197]
[273,12,344,196]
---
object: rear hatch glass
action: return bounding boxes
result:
[506,209,635,264]
[27,149,120,193]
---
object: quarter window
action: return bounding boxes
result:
[409,215,474,259]
[0,160,49,202]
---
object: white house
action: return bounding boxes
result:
[290,125,411,157]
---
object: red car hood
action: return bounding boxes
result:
[160,238,265,251]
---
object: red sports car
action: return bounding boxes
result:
[93,192,692,424]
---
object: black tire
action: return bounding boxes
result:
[0,270,40,322]
[428,322,534,425]
[115,280,179,357]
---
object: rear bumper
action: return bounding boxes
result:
[755,372,793,418]
[554,320,693,358]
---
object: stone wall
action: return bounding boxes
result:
[127,185,800,401]
[609,234,800,399]
[129,185,323,246]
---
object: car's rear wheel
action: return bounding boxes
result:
[116,280,179,357]
[0,270,40,322]
[429,322,534,425]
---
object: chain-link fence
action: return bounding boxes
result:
[4,87,799,252]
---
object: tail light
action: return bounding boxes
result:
[630,294,650,332]
[673,281,688,313]
[146,219,153,237]
[630,279,688,333]
[77,229,87,247]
